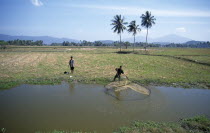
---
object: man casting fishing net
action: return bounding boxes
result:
[113,66,125,81]
[106,65,150,96]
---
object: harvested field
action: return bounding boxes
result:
[0,47,210,89]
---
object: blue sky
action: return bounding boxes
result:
[0,0,210,41]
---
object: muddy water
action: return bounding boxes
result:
[0,82,210,133]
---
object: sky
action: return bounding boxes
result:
[0,0,210,41]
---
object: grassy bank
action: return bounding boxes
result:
[28,116,210,133]
[114,115,210,133]
[0,47,210,89]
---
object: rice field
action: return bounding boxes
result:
[0,46,210,89]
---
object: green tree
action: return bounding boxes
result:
[0,40,8,49]
[127,20,141,52]
[140,11,156,51]
[124,41,131,49]
[111,15,128,51]
[94,41,103,46]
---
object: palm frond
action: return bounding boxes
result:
[127,20,141,36]
[140,11,156,29]
[111,14,128,34]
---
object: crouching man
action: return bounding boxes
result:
[113,66,124,81]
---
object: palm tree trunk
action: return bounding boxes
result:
[145,28,148,51]
[120,32,121,52]
[133,35,135,52]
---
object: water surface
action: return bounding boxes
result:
[0,82,210,133]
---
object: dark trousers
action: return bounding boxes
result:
[113,74,121,81]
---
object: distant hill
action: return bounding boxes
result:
[124,34,192,44]
[0,34,79,45]
[96,40,114,44]
[123,36,149,43]
[184,40,204,45]
[152,34,192,44]
[152,42,171,45]
[1,33,207,46]
[184,40,210,48]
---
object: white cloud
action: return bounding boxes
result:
[31,0,43,6]
[158,21,210,25]
[176,27,186,33]
[70,4,210,17]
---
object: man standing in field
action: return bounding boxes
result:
[69,56,75,74]
[113,66,124,81]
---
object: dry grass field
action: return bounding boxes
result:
[0,46,210,89]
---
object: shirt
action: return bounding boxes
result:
[117,68,124,75]
[69,59,74,67]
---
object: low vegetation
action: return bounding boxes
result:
[114,115,210,133]
[35,131,93,133]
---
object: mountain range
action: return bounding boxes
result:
[0,34,79,44]
[123,34,192,44]
[0,33,201,45]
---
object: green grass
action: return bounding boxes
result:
[35,131,94,133]
[114,115,210,133]
[29,116,208,133]
[0,47,210,89]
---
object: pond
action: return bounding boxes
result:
[0,82,210,133]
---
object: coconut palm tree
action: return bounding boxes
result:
[140,11,156,51]
[127,20,141,52]
[111,15,127,51]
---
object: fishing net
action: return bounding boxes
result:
[105,76,150,100]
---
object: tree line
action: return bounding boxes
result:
[0,40,43,49]
[0,39,44,46]
[162,42,210,48]
[51,40,159,47]
[51,40,109,46]
[1,40,210,48]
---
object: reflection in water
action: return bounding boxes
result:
[69,83,75,93]
[105,88,150,101]
[0,82,210,133]
[114,90,121,100]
